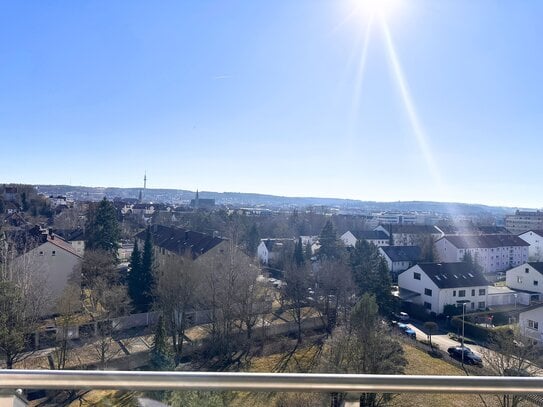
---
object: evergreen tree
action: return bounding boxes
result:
[350,239,394,316]
[150,315,173,371]
[305,241,313,261]
[317,220,343,260]
[293,237,305,266]
[139,227,155,312]
[20,192,28,212]
[245,223,260,256]
[127,239,142,308]
[85,198,121,258]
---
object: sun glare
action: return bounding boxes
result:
[352,0,402,18]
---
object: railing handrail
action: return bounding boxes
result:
[1,370,543,394]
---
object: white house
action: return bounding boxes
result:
[11,232,82,314]
[340,230,390,248]
[505,262,543,299]
[374,224,442,246]
[256,239,294,265]
[519,306,543,344]
[379,246,421,276]
[398,262,489,314]
[435,235,529,274]
[518,230,543,261]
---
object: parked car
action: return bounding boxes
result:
[447,346,483,365]
[392,312,410,322]
[395,322,416,339]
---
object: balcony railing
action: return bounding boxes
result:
[1,370,543,394]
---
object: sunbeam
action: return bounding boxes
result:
[379,14,448,199]
[351,15,375,125]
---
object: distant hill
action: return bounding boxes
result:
[35,184,524,215]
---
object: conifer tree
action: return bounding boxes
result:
[139,227,155,312]
[128,239,142,308]
[85,198,121,258]
[293,237,305,266]
[150,315,173,371]
[317,220,343,260]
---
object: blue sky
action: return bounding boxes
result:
[1,0,542,208]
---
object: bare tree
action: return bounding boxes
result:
[315,259,354,332]
[52,283,82,369]
[155,254,201,364]
[319,294,407,407]
[282,261,313,344]
[0,236,49,369]
[482,328,542,407]
[87,280,131,369]
[197,241,261,365]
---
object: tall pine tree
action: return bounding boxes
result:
[350,239,394,316]
[85,198,121,258]
[150,315,173,371]
[317,220,343,260]
[139,227,155,312]
[293,237,305,266]
[128,239,142,308]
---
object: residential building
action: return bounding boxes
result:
[379,245,422,276]
[519,306,543,344]
[8,229,82,314]
[518,230,543,261]
[340,230,390,248]
[487,286,531,307]
[135,224,226,262]
[505,210,543,234]
[435,235,529,274]
[374,224,442,246]
[257,238,294,265]
[54,228,86,257]
[397,262,489,314]
[505,262,543,300]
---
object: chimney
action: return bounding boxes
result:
[48,228,54,239]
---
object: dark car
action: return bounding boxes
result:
[447,346,483,365]
[395,322,416,339]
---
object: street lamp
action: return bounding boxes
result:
[457,301,468,365]
[514,293,518,310]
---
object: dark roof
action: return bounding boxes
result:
[352,230,389,240]
[54,228,85,241]
[528,262,543,275]
[379,224,441,235]
[380,246,422,262]
[439,234,530,249]
[437,225,511,235]
[261,238,294,252]
[412,262,489,289]
[136,225,224,258]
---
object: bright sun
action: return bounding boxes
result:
[352,0,402,18]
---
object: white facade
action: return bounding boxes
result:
[519,306,543,344]
[340,231,389,248]
[11,239,82,314]
[505,263,543,294]
[398,264,489,314]
[435,237,529,274]
[518,230,543,261]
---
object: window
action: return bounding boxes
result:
[471,289,475,296]
[517,276,523,284]
[478,301,485,309]
[414,272,421,280]
[525,267,530,273]
[535,280,539,286]
[528,320,539,330]
[479,289,485,296]
[424,302,431,310]
[39,251,44,255]
[424,288,432,296]
[471,302,475,310]
[458,290,466,297]
[52,250,56,256]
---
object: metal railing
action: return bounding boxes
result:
[1,370,543,394]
